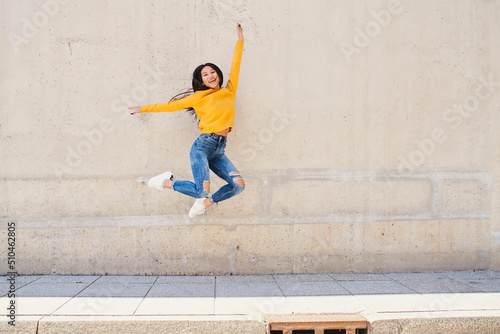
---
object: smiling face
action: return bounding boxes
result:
[201,66,220,91]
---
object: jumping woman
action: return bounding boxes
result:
[130,23,245,219]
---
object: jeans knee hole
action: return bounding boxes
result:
[233,177,245,187]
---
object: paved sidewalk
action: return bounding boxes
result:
[1,271,500,333]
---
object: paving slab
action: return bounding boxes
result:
[1,276,43,297]
[277,281,350,296]
[337,280,417,295]
[394,276,481,293]
[216,275,275,283]
[216,282,283,297]
[147,283,214,297]
[156,275,215,284]
[439,270,500,281]
[329,273,392,281]
[1,282,14,297]
[461,279,500,292]
[94,276,158,284]
[384,272,447,281]
[7,276,43,285]
[77,282,153,297]
[14,282,89,297]
[36,276,100,283]
[273,273,334,282]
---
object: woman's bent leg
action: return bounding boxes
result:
[209,155,245,204]
[172,144,211,199]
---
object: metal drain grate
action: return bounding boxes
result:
[271,331,346,334]
[267,314,368,334]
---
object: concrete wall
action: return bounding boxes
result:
[1,0,499,275]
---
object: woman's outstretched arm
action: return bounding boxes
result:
[129,93,198,115]
[237,22,244,42]
[226,23,245,93]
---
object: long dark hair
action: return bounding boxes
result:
[170,63,224,121]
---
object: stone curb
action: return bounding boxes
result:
[3,315,500,334]
[369,316,500,334]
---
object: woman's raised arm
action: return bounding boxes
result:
[237,22,244,42]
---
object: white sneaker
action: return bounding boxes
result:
[148,171,173,190]
[189,198,207,219]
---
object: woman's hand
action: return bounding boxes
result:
[129,107,141,115]
[237,22,244,42]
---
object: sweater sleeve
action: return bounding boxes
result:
[141,93,197,113]
[225,40,244,93]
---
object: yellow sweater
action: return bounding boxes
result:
[141,40,244,134]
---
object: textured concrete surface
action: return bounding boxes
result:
[1,272,499,334]
[0,316,40,334]
[37,318,267,334]
[369,315,500,334]
[1,0,500,275]
[0,217,493,275]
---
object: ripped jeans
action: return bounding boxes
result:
[171,133,245,204]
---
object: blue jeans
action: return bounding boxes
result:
[171,133,245,204]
